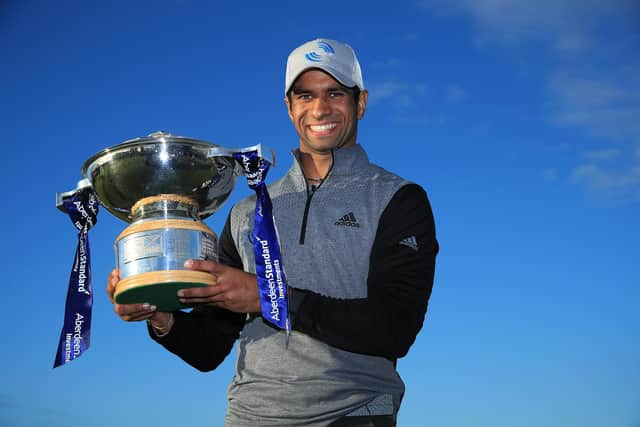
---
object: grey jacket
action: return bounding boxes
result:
[150,144,438,426]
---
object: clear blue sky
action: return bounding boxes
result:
[2,1,639,426]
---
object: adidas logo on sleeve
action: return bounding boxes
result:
[399,235,419,251]
[335,212,360,228]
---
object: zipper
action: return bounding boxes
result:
[299,189,314,244]
[298,151,334,245]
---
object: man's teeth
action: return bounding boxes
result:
[310,123,337,132]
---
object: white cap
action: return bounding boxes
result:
[285,38,364,95]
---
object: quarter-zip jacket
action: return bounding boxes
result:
[149,144,438,426]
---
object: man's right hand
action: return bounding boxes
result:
[106,269,173,332]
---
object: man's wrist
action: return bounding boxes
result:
[148,313,174,337]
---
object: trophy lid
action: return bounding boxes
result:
[81,131,238,222]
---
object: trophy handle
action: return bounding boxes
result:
[56,178,92,213]
[208,144,276,175]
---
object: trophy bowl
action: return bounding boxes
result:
[60,131,240,311]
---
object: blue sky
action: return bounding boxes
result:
[2,1,639,426]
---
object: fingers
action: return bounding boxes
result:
[178,266,260,313]
[113,302,157,322]
[177,283,227,306]
[184,259,227,274]
[106,269,120,304]
[180,259,222,305]
[106,269,173,323]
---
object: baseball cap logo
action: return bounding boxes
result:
[304,41,335,62]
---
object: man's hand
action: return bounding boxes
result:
[179,259,260,314]
[106,269,173,331]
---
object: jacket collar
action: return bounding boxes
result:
[289,144,369,181]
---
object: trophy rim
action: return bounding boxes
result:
[80,131,237,222]
[81,132,218,177]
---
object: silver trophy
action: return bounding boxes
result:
[57,131,245,311]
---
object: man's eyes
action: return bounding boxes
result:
[296,91,346,100]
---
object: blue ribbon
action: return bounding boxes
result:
[53,188,98,368]
[233,149,289,331]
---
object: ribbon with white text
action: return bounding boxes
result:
[53,188,98,368]
[233,148,289,331]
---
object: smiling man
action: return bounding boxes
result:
[107,38,438,426]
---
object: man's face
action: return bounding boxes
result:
[285,69,368,155]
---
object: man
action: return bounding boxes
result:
[107,38,438,426]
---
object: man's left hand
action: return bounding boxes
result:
[179,259,261,314]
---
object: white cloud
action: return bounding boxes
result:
[548,73,634,109]
[418,0,638,52]
[419,0,640,199]
[446,83,468,104]
[543,168,559,181]
[406,33,420,41]
[551,107,640,141]
[371,58,403,69]
[366,80,437,126]
[396,113,435,127]
[549,68,640,198]
[554,32,590,54]
[583,149,622,161]
[570,145,640,199]
[547,69,640,143]
[367,81,429,108]
[571,159,640,200]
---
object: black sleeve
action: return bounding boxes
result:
[289,184,438,360]
[147,212,246,372]
[217,211,244,270]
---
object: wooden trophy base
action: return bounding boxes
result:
[114,270,216,311]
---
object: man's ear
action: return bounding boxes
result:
[357,90,368,119]
[284,96,294,121]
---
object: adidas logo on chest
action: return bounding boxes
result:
[334,212,360,228]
